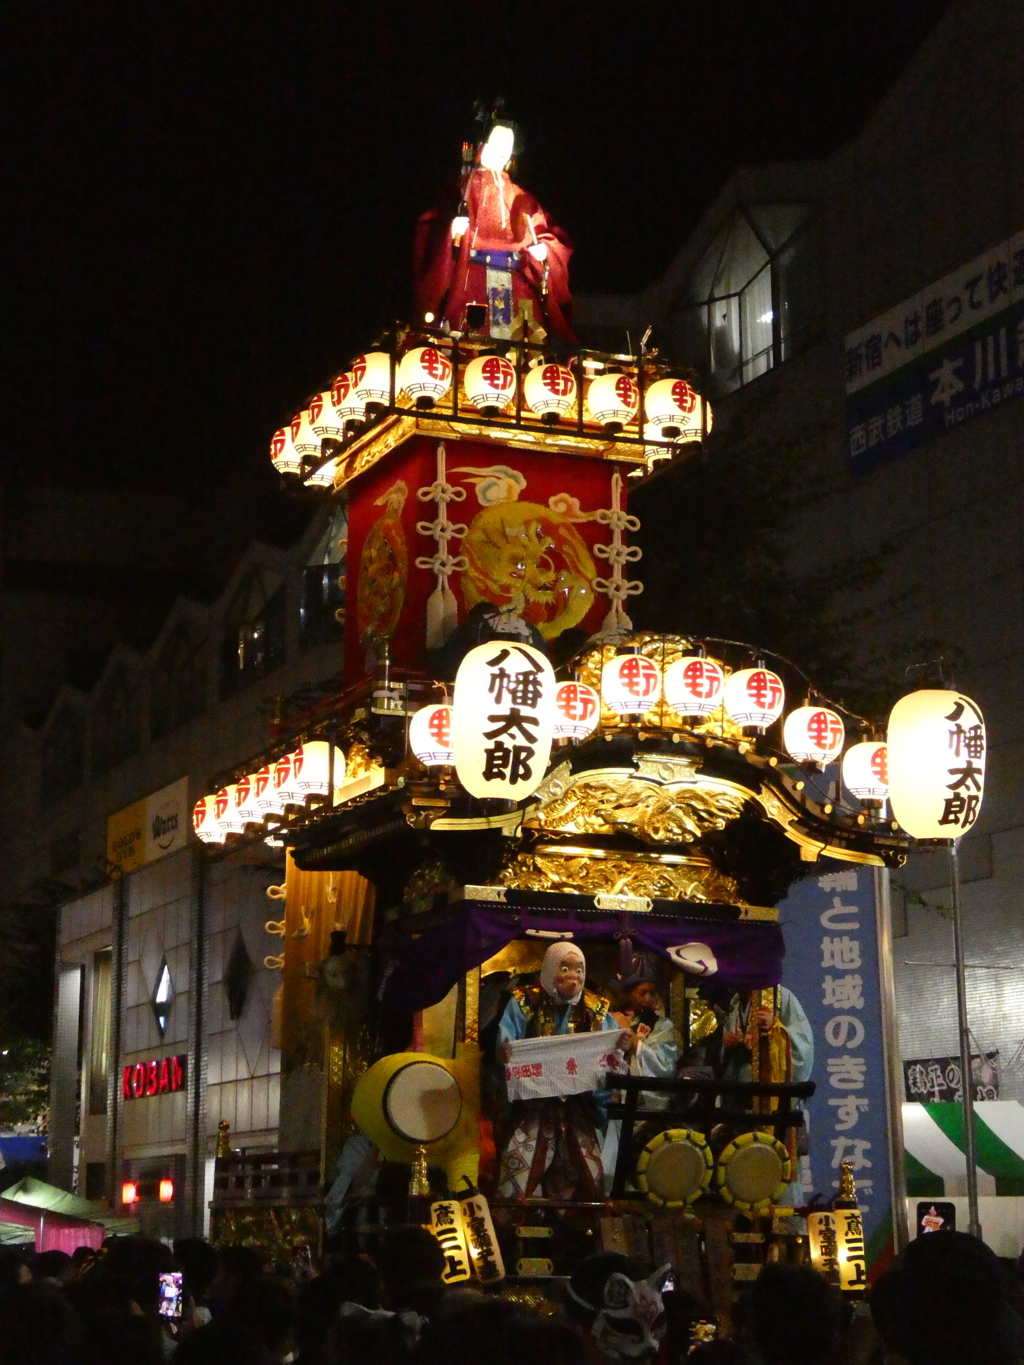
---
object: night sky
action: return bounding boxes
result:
[5,2,950,505]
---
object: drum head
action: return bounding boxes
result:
[644,1139,707,1205]
[383,1060,462,1144]
[722,1141,785,1206]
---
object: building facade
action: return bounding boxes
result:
[577,0,1024,1104]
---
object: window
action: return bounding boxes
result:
[151,622,207,740]
[678,204,820,396]
[41,704,85,807]
[88,949,112,1115]
[220,571,287,698]
[152,961,174,1037]
[300,507,347,648]
[91,664,141,774]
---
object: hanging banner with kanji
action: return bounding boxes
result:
[779,863,896,1276]
[504,1030,624,1102]
[844,229,1024,474]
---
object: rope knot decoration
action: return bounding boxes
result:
[414,442,468,649]
[592,472,643,636]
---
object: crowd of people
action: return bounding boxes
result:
[1,1223,1024,1364]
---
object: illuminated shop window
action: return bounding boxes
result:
[300,506,347,648]
[678,204,820,396]
[152,961,174,1037]
[219,571,286,697]
[151,622,207,740]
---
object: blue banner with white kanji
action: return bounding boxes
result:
[780,863,894,1268]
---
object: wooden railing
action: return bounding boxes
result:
[211,1150,321,1207]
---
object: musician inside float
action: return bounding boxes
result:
[495,942,623,1200]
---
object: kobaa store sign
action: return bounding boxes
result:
[107,777,189,877]
[122,1054,187,1100]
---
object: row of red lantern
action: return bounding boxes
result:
[270,349,712,475]
[192,741,341,844]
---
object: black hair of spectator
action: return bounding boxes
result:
[0,1246,29,1298]
[375,1224,446,1315]
[295,1255,382,1364]
[225,1274,296,1357]
[0,1281,86,1365]
[741,1263,843,1365]
[174,1236,219,1299]
[175,1318,276,1365]
[688,1341,755,1365]
[418,1297,590,1365]
[29,1248,75,1283]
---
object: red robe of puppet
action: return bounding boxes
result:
[414,166,575,343]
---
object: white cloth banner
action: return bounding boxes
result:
[505,1030,625,1102]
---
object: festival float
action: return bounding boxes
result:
[195,111,988,1339]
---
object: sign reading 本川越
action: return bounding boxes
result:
[106,777,189,877]
[845,228,1024,473]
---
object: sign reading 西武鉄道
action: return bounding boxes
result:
[106,777,189,877]
[845,228,1024,473]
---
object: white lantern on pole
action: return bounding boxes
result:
[409,704,455,765]
[290,409,321,464]
[585,372,639,430]
[352,351,393,409]
[233,772,263,826]
[192,796,226,844]
[601,653,663,716]
[291,740,342,798]
[842,741,889,801]
[253,764,286,817]
[331,371,365,428]
[554,682,600,739]
[663,656,725,717]
[523,362,576,422]
[215,785,246,835]
[784,706,846,765]
[887,690,986,838]
[269,425,302,475]
[644,378,699,438]
[452,642,556,800]
[724,667,785,728]
[398,346,452,407]
[463,354,516,414]
[309,389,344,439]
[677,391,713,442]
[272,752,305,807]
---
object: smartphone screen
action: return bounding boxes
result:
[291,1244,313,1279]
[158,1271,183,1320]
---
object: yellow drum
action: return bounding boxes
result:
[713,1130,793,1215]
[351,1052,463,1162]
[636,1128,713,1208]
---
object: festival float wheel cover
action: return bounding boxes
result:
[636,1128,713,1207]
[713,1130,792,1214]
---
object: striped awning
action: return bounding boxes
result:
[903,1102,1024,1197]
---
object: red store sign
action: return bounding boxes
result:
[122,1055,187,1100]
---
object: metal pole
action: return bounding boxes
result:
[950,839,981,1238]
[874,867,910,1250]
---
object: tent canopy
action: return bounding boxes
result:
[903,1102,1024,1197]
[1,1177,137,1235]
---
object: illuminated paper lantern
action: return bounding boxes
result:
[784,706,846,765]
[409,704,455,765]
[351,351,393,409]
[192,796,226,845]
[724,667,785,728]
[252,765,286,817]
[452,641,556,800]
[290,740,342,798]
[459,1188,505,1283]
[272,752,305,807]
[398,346,452,407]
[463,354,516,414]
[677,391,713,442]
[887,689,986,838]
[269,426,302,475]
[586,372,639,429]
[842,741,889,801]
[645,377,699,438]
[554,681,600,739]
[290,408,321,465]
[331,371,365,428]
[807,1210,867,1293]
[304,457,338,489]
[233,773,263,827]
[215,785,246,835]
[428,1198,472,1285]
[523,362,576,422]
[601,652,663,716]
[663,656,725,717]
[309,389,344,439]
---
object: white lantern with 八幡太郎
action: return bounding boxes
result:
[409,704,455,765]
[463,354,516,414]
[233,773,263,827]
[398,346,452,407]
[553,681,600,740]
[523,362,576,422]
[585,372,639,429]
[309,389,344,439]
[601,653,663,716]
[253,764,286,817]
[269,426,302,475]
[289,409,321,464]
[331,371,365,428]
[452,642,556,800]
[644,377,699,438]
[724,667,785,728]
[215,785,246,835]
[663,656,725,718]
[842,741,889,801]
[887,690,986,839]
[351,351,393,409]
[783,706,846,765]
[192,796,226,844]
